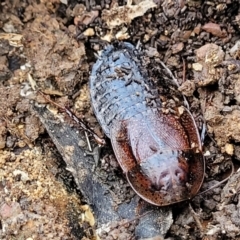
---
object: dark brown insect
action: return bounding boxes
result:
[90,42,204,206]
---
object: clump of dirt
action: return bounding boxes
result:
[0,148,83,239]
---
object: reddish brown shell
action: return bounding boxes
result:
[110,108,204,206]
[90,42,204,206]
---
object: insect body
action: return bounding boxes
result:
[90,42,204,206]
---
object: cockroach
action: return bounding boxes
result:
[89,42,205,206]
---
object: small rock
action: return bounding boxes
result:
[202,22,227,38]
[172,42,184,54]
[178,80,196,97]
[25,115,43,142]
[182,30,192,41]
[83,28,95,37]
[0,63,11,81]
[0,202,22,219]
[235,14,240,28]
[234,146,240,161]
[193,23,201,35]
[229,40,240,58]
[13,169,30,182]
[225,143,234,155]
[145,47,159,57]
[196,43,224,65]
[78,139,86,148]
[3,22,17,33]
[0,124,7,149]
[60,0,67,5]
[203,199,217,211]
[193,43,224,86]
[192,63,203,71]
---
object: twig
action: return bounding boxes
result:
[108,210,153,234]
[182,57,186,83]
[189,203,203,233]
[159,61,189,109]
[85,131,92,152]
[38,90,106,146]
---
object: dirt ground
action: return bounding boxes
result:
[0,0,240,239]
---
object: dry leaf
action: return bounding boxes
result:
[115,27,130,40]
[0,33,23,47]
[101,27,130,42]
[102,0,157,28]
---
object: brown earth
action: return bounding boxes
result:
[0,0,240,239]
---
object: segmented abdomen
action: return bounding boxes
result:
[90,42,159,137]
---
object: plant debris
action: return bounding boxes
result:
[102,0,157,28]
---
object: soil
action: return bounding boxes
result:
[0,0,240,239]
